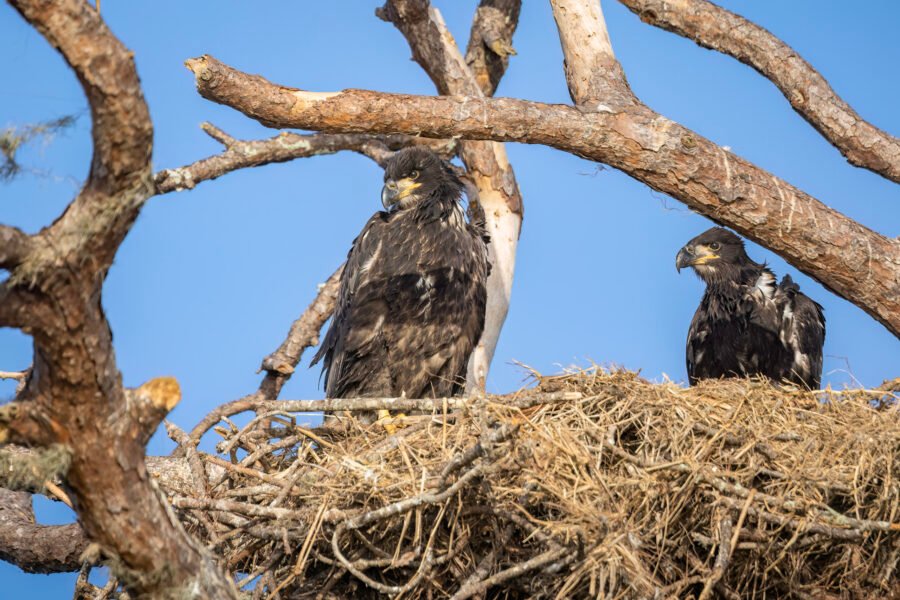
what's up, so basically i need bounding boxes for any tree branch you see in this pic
[154,125,439,194]
[0,225,31,270]
[0,488,88,574]
[5,2,238,596]
[464,0,521,96]
[381,0,524,391]
[549,0,633,107]
[8,0,151,197]
[185,54,900,339]
[181,265,343,448]
[258,264,343,398]
[618,0,900,183]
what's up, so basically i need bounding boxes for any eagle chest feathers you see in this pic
[312,147,491,404]
[678,227,825,389]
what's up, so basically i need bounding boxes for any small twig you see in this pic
[449,546,569,600]
[201,121,237,147]
[171,496,299,520]
[44,480,73,509]
[699,492,752,600]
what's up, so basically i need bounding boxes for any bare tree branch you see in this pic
[154,125,452,194]
[380,0,524,392]
[464,0,521,95]
[549,0,633,107]
[181,265,343,448]
[185,54,900,339]
[258,264,343,398]
[4,1,238,596]
[221,390,583,418]
[0,225,31,270]
[618,0,900,183]
[156,128,387,193]
[0,488,88,574]
[8,1,151,198]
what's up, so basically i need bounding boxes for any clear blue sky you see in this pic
[1,1,898,594]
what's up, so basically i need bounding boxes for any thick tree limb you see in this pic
[185,54,900,338]
[0,488,88,574]
[4,1,238,596]
[8,0,151,198]
[381,0,524,392]
[618,0,900,183]
[0,451,230,575]
[550,0,633,107]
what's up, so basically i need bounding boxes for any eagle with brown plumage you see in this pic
[676,227,825,389]
[312,147,490,422]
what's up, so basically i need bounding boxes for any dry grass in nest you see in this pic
[92,370,900,598]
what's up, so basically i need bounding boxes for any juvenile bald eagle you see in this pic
[311,147,490,421]
[676,227,825,389]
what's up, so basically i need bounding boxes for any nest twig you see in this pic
[89,370,900,598]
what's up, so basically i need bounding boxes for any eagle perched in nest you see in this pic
[676,227,825,389]
[312,147,490,421]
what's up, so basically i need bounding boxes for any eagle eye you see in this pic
[410,170,420,180]
[709,242,721,251]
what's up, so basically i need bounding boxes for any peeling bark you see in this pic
[618,0,900,183]
[186,55,900,338]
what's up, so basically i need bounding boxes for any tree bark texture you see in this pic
[617,0,900,183]
[185,53,900,339]
[3,0,238,597]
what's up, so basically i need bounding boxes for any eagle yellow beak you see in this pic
[381,177,422,209]
[676,245,719,272]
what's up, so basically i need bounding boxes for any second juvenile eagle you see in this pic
[312,147,490,421]
[676,227,825,389]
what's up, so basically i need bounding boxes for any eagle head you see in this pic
[381,147,462,211]
[676,227,751,282]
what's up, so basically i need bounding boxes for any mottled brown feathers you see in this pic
[312,148,490,405]
[677,227,825,388]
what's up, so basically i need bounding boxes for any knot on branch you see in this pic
[128,377,181,446]
[474,7,518,58]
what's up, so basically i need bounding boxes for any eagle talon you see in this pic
[375,409,408,435]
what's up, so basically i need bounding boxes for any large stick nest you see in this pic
[122,372,900,598]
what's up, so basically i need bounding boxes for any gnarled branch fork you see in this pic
[2,0,237,596]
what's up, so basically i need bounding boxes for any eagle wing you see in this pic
[685,305,707,384]
[312,209,489,399]
[775,275,826,388]
[311,213,393,398]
